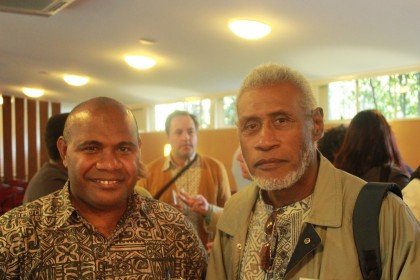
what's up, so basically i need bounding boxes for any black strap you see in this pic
[352,182,402,280]
[154,154,198,200]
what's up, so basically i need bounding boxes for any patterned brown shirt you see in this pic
[0,184,207,279]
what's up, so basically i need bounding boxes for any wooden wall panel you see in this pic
[27,100,38,179]
[51,102,61,116]
[14,97,25,180]
[2,96,12,182]
[39,101,49,165]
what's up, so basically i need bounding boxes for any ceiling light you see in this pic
[138,38,156,45]
[63,74,90,86]
[0,95,3,105]
[124,55,156,70]
[228,19,271,40]
[22,87,44,98]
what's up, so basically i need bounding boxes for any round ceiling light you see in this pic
[124,55,156,70]
[22,87,44,98]
[63,74,90,86]
[228,19,271,40]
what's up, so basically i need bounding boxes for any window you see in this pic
[222,96,237,127]
[154,99,211,131]
[328,72,420,120]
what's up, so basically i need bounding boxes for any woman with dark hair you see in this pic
[334,109,410,189]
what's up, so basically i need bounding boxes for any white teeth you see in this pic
[96,180,118,185]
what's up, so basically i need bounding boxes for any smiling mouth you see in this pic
[91,179,121,186]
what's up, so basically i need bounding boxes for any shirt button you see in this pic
[304,237,311,244]
[236,243,242,250]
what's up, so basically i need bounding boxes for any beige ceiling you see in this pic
[1,0,419,110]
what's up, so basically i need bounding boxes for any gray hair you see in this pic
[237,63,316,113]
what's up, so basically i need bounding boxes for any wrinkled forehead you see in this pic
[238,84,303,111]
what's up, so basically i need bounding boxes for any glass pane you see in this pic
[154,99,212,131]
[328,81,357,120]
[223,96,237,126]
[327,71,420,120]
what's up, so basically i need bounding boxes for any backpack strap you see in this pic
[352,182,402,280]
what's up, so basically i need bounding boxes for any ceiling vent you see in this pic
[0,0,76,16]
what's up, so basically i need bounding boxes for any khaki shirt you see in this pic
[207,156,420,280]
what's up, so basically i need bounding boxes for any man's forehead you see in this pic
[171,116,194,127]
[238,108,292,121]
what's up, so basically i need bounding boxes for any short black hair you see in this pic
[45,113,69,161]
[164,110,199,135]
[318,124,347,162]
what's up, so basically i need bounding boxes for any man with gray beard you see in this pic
[206,64,419,280]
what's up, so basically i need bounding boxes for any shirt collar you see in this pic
[162,152,198,171]
[54,182,143,232]
[53,181,77,229]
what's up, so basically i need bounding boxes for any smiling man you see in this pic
[0,97,207,279]
[206,64,419,280]
[139,110,231,245]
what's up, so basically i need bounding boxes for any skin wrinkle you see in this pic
[237,82,323,208]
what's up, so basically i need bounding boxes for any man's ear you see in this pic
[312,107,324,141]
[57,136,68,167]
[138,137,142,150]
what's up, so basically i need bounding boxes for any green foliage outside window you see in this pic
[223,96,237,126]
[328,72,420,120]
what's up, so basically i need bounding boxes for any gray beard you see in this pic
[252,142,315,191]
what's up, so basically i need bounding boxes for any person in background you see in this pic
[231,146,252,192]
[0,97,207,279]
[206,63,419,280]
[181,147,253,253]
[23,113,69,203]
[137,110,231,245]
[402,166,420,221]
[334,109,410,189]
[317,124,347,163]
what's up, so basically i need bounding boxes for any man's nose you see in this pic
[182,131,191,140]
[96,150,122,170]
[255,123,279,151]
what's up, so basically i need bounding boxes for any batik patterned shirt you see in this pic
[240,191,312,280]
[164,155,202,230]
[0,183,207,279]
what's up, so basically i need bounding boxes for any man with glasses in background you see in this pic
[206,64,419,279]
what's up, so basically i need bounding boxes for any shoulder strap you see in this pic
[154,154,198,200]
[352,182,402,280]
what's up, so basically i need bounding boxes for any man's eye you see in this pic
[274,117,286,124]
[83,146,98,152]
[241,121,260,134]
[119,146,131,153]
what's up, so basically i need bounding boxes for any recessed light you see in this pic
[228,19,271,40]
[124,55,156,70]
[63,74,90,86]
[139,38,156,45]
[22,87,44,98]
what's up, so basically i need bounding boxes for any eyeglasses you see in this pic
[259,210,279,272]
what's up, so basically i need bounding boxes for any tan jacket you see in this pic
[138,154,231,244]
[207,156,420,280]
